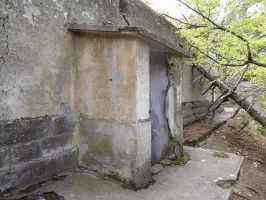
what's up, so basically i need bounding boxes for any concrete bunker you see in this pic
[69,25,188,187]
[0,0,207,194]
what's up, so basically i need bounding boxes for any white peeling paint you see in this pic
[166,85,176,138]
[64,12,68,18]
[23,5,41,26]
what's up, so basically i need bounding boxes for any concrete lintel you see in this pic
[67,24,191,57]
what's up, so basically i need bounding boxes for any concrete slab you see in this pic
[5,147,243,200]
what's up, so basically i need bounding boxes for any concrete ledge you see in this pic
[68,24,191,57]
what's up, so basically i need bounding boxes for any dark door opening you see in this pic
[150,52,169,166]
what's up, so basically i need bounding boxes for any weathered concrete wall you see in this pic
[0,114,77,193]
[0,0,186,193]
[120,0,185,50]
[0,0,186,121]
[182,101,213,125]
[74,35,151,187]
[133,40,151,187]
[0,0,122,121]
[150,52,169,165]
[75,34,137,122]
[166,55,184,157]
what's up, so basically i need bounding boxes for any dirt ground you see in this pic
[194,118,266,200]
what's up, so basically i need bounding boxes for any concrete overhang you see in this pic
[68,24,191,58]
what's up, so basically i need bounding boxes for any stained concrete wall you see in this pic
[0,0,185,121]
[0,0,121,194]
[0,114,78,193]
[0,0,186,193]
[150,52,169,165]
[74,34,151,187]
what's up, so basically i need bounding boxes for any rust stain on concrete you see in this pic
[115,38,136,122]
[75,34,137,122]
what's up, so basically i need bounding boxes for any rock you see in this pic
[160,159,172,165]
[151,164,164,175]
[168,153,176,159]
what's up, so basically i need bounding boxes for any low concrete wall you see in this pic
[181,60,221,126]
[182,101,213,125]
[0,114,78,193]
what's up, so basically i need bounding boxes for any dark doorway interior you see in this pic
[150,52,169,165]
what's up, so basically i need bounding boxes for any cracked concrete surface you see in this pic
[6,147,243,200]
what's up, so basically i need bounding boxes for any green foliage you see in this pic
[143,0,151,6]
[167,0,266,104]
[237,110,266,136]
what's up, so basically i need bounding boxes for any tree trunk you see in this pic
[194,65,266,127]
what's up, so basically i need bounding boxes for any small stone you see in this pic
[160,159,172,165]
[234,188,242,194]
[168,153,176,159]
[151,164,164,175]
[251,162,258,168]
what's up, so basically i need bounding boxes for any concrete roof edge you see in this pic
[67,24,191,58]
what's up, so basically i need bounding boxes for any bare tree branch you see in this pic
[190,45,249,67]
[162,14,207,29]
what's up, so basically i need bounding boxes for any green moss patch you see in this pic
[171,153,191,166]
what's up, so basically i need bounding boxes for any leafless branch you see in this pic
[190,45,248,67]
[162,14,207,29]
[231,64,249,92]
